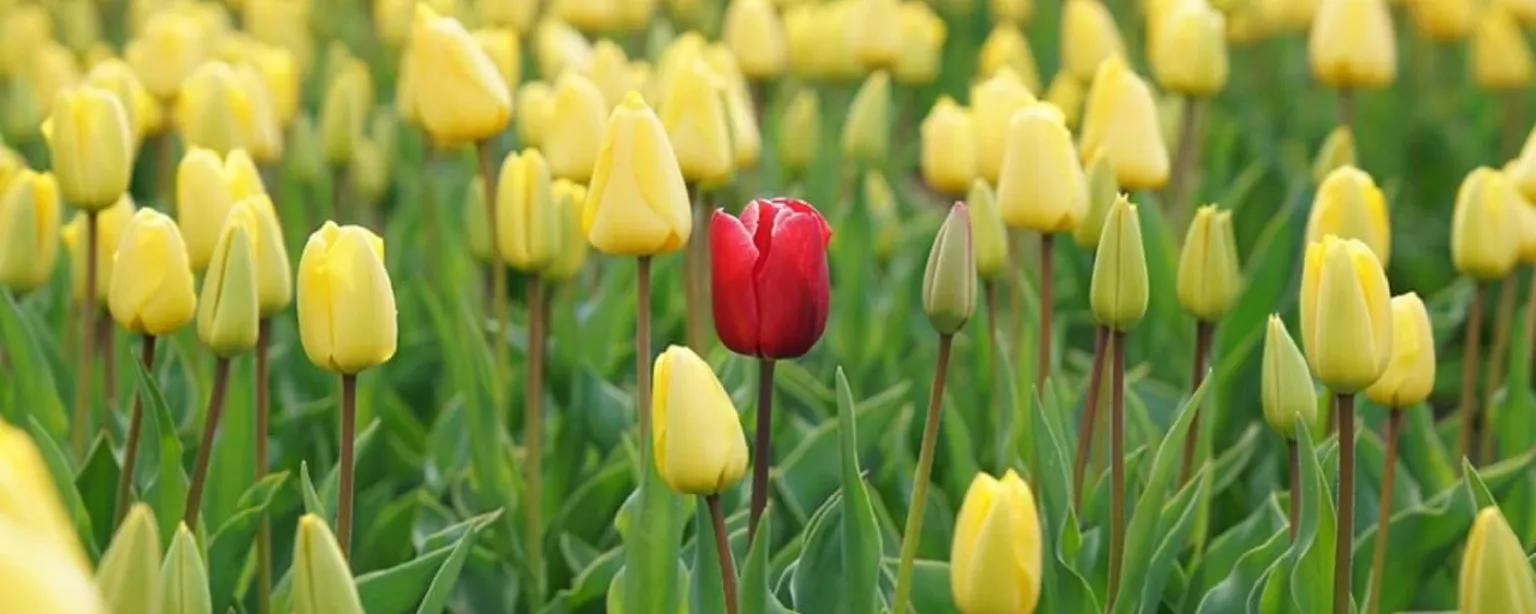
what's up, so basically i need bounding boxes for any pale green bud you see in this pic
[292,515,364,614]
[1261,315,1317,439]
[97,504,163,614]
[923,202,976,335]
[1089,195,1148,331]
[968,179,1009,280]
[162,523,211,614]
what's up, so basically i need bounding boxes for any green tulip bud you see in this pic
[162,523,212,614]
[923,202,976,335]
[968,179,1009,280]
[1073,149,1118,249]
[841,70,891,165]
[1261,315,1318,439]
[1176,204,1241,321]
[97,504,163,614]
[1461,506,1536,614]
[1089,195,1148,331]
[292,515,365,614]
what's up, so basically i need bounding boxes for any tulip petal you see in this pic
[755,206,832,358]
[710,209,761,356]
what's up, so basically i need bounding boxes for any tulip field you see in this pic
[13,0,1536,611]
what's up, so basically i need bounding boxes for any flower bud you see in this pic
[723,0,788,78]
[161,523,211,614]
[924,202,977,335]
[852,0,903,69]
[495,148,558,271]
[552,0,624,33]
[582,40,633,110]
[84,60,156,150]
[1363,293,1435,408]
[894,2,947,86]
[842,71,891,165]
[196,207,261,355]
[1044,72,1086,130]
[1409,0,1471,41]
[705,49,761,170]
[1090,196,1149,331]
[582,93,692,255]
[407,6,512,144]
[292,515,365,614]
[298,222,397,373]
[515,81,554,148]
[997,103,1088,234]
[711,198,832,357]
[318,59,372,166]
[287,114,324,183]
[1177,205,1241,321]
[992,0,1033,24]
[0,6,54,80]
[661,60,733,185]
[176,61,251,155]
[545,72,607,182]
[1072,150,1119,248]
[779,89,820,177]
[979,25,1042,93]
[249,45,299,126]
[1311,127,1356,186]
[0,170,61,294]
[177,148,266,272]
[126,12,206,100]
[49,86,134,210]
[969,180,1009,281]
[1151,0,1229,96]
[235,63,284,162]
[1079,56,1170,190]
[867,172,901,261]
[972,69,1036,183]
[232,195,292,314]
[535,18,593,80]
[1452,168,1522,281]
[651,345,750,495]
[920,98,978,196]
[97,504,163,614]
[1497,0,1536,26]
[1261,315,1318,439]
[1307,166,1389,265]
[63,196,136,304]
[1460,506,1536,614]
[109,209,197,335]
[545,180,590,282]
[465,178,493,263]
[1472,8,1534,91]
[1308,0,1396,89]
[950,470,1042,614]
[1061,0,1125,81]
[474,28,521,96]
[1300,236,1393,393]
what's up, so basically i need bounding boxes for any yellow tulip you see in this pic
[779,88,820,176]
[1151,0,1229,96]
[1176,205,1241,321]
[478,0,538,31]
[233,195,292,314]
[0,419,105,614]
[545,179,590,282]
[0,171,61,294]
[319,59,372,166]
[991,0,1034,25]
[243,0,315,75]
[723,0,788,78]
[1079,56,1170,190]
[1460,507,1536,614]
[1073,150,1119,248]
[495,148,558,271]
[108,209,197,335]
[842,71,891,164]
[583,40,633,109]
[196,207,261,355]
[1308,0,1396,88]
[661,61,733,185]
[0,6,54,80]
[63,196,137,304]
[617,0,658,28]
[655,32,708,104]
[19,43,83,138]
[534,18,594,80]
[1061,0,1125,82]
[297,222,397,373]
[705,49,762,170]
[1409,0,1471,41]
[545,73,608,182]
[852,0,903,69]
[972,69,1036,183]
[979,25,1042,93]
[1267,0,1320,33]
[84,60,156,149]
[56,0,101,54]
[1089,195,1150,331]
[893,2,947,86]
[1307,166,1391,265]
[1511,130,1536,201]
[506,85,548,151]
[1044,72,1086,130]
[49,86,135,211]
[1311,126,1356,185]
[0,147,22,193]
[1472,8,1534,91]
[473,28,522,98]
[1495,0,1536,26]
[1261,315,1318,439]
[175,61,253,155]
[291,515,366,614]
[409,5,513,145]
[969,180,1009,281]
[582,92,692,255]
[374,0,416,47]
[125,12,206,100]
[247,44,299,127]
[1299,235,1393,393]
[552,0,624,33]
[996,103,1088,233]
[235,63,284,162]
[177,148,266,271]
[1452,168,1522,281]
[651,345,750,495]
[920,98,978,196]
[1364,293,1435,408]
[950,470,1042,614]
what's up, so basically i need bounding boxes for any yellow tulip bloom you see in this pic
[1308,0,1396,88]
[1079,56,1170,190]
[63,196,136,304]
[950,470,1042,614]
[1299,235,1393,393]
[0,170,61,294]
[582,92,693,256]
[544,72,607,182]
[297,222,398,374]
[49,86,135,210]
[108,209,197,335]
[651,345,749,495]
[920,98,978,196]
[1307,166,1391,265]
[996,103,1087,233]
[1452,168,1522,281]
[1364,293,1435,408]
[177,148,267,272]
[1176,205,1241,321]
[409,5,513,145]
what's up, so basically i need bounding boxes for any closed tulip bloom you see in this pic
[0,171,61,294]
[1410,0,1471,41]
[1452,168,1523,281]
[924,203,977,335]
[1079,57,1170,190]
[545,72,607,182]
[1072,151,1118,248]
[779,89,820,176]
[950,470,1042,614]
[582,40,633,109]
[0,6,54,79]
[409,6,512,145]
[1512,132,1536,201]
[177,148,266,271]
[1044,72,1086,130]
[108,209,197,335]
[1061,0,1125,81]
[235,64,283,161]
[1308,0,1396,88]
[650,345,750,495]
[291,515,365,614]
[231,195,292,314]
[996,104,1088,233]
[535,18,594,81]
[126,12,205,100]
[842,71,891,165]
[287,115,324,183]
[703,49,762,170]
[63,196,137,303]
[1151,0,1229,96]
[249,45,299,126]
[49,86,134,210]
[515,81,554,148]
[1261,315,1318,439]
[920,98,978,196]
[552,0,623,33]
[1461,507,1536,614]
[1177,205,1241,321]
[84,60,156,149]
[723,0,787,78]
[474,28,521,95]
[969,180,1009,280]
[1311,127,1356,185]
[0,422,106,614]
[852,0,903,68]
[197,208,261,355]
[161,524,211,614]
[96,504,162,614]
[661,61,733,185]
[479,0,538,31]
[894,2,947,86]
[980,26,1042,93]
[1090,196,1149,331]
[297,222,397,373]
[1307,166,1390,265]
[711,198,832,357]
[1472,8,1534,90]
[176,61,252,155]
[1363,292,1435,408]
[495,149,558,271]
[971,69,1036,183]
[318,60,372,166]
[1300,235,1393,393]
[545,180,590,282]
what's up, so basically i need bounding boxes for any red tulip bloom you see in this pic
[711,198,832,359]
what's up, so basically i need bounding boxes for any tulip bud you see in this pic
[97,504,163,614]
[1308,0,1396,89]
[581,40,632,110]
[407,6,512,144]
[84,59,156,149]
[196,207,261,355]
[996,104,1088,235]
[478,0,538,30]
[979,25,1042,93]
[287,114,324,183]
[545,180,590,282]
[232,195,292,314]
[474,28,521,96]
[1044,72,1086,130]
[292,515,365,614]
[1460,506,1536,614]
[297,222,397,373]
[177,148,266,272]
[109,209,198,335]
[992,0,1034,24]
[495,148,558,271]
[779,89,820,177]
[1299,236,1393,393]
[0,6,54,80]
[1452,168,1523,281]
[950,470,1042,614]
[1079,56,1170,190]
[920,98,978,196]
[319,60,372,166]
[852,0,902,69]
[126,12,206,100]
[1311,127,1356,186]
[661,60,733,185]
[1261,315,1318,439]
[1307,166,1389,265]
[711,198,832,357]
[1409,0,1471,41]
[515,81,554,148]
[924,203,977,336]
[176,61,251,155]
[63,196,137,304]
[723,0,788,78]
[0,425,106,614]
[650,345,750,495]
[348,139,389,209]
[1472,8,1534,91]
[161,523,211,614]
[535,18,594,80]
[972,69,1036,183]
[968,180,1009,281]
[1151,0,1229,96]
[49,86,134,210]
[842,71,891,165]
[894,2,947,86]
[465,178,493,262]
[1089,196,1150,331]
[1072,151,1119,248]
[249,45,299,126]
[1062,0,1125,82]
[236,63,284,162]
[0,170,61,294]
[709,56,762,170]
[1177,205,1241,321]
[1362,293,1435,408]
[552,0,624,33]
[545,72,607,182]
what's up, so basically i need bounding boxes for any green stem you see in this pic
[476,140,509,416]
[707,494,739,614]
[1288,440,1299,542]
[255,320,272,614]
[184,357,232,529]
[526,277,546,611]
[1107,330,1127,610]
[748,358,775,545]
[892,334,955,614]
[74,211,98,461]
[1481,274,1516,464]
[338,373,357,561]
[1072,326,1110,509]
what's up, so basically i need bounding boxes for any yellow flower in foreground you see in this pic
[582,92,692,255]
[996,103,1087,234]
[1307,166,1390,265]
[1308,0,1396,88]
[1299,235,1393,393]
[1078,56,1169,190]
[950,470,1042,614]
[409,5,512,145]
[298,222,397,374]
[49,85,134,210]
[1365,293,1435,408]
[920,98,977,196]
[0,420,105,614]
[63,196,136,304]
[0,170,61,294]
[1460,506,1536,614]
[196,207,261,356]
[1451,167,1522,281]
[651,345,749,495]
[108,209,197,335]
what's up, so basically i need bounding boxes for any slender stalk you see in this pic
[1288,440,1300,541]
[525,277,546,610]
[707,494,739,614]
[421,143,439,274]
[1038,234,1054,390]
[1073,326,1110,509]
[1107,330,1128,611]
[1457,284,1484,470]
[985,281,1006,474]
[114,335,157,527]
[184,357,233,529]
[748,358,776,544]
[636,257,653,447]
[255,319,272,614]
[1503,90,1526,160]
[1480,275,1516,464]
[1367,409,1404,614]
[476,141,508,412]
[75,211,99,460]
[1165,96,1205,229]
[100,313,116,406]
[685,184,708,351]
[1180,321,1213,486]
[338,373,357,561]
[892,334,955,614]
[1334,393,1357,614]
[1337,87,1356,140]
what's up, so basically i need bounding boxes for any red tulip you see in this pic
[711,198,832,359]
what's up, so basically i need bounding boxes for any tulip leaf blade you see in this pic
[1285,414,1336,614]
[836,367,882,614]
[299,461,327,521]
[25,414,98,558]
[690,498,728,614]
[135,355,187,550]
[76,432,121,549]
[1132,470,1206,614]
[356,540,461,614]
[619,437,688,614]
[1032,383,1100,614]
[206,471,288,613]
[1193,526,1291,614]
[0,290,68,438]
[905,559,961,614]
[1463,458,1498,513]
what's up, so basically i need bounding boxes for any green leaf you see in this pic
[25,415,96,558]
[1193,527,1291,614]
[619,437,688,613]
[135,357,186,548]
[740,510,773,614]
[76,432,121,549]
[414,517,481,614]
[1185,497,1286,604]
[690,499,728,614]
[1031,383,1099,614]
[774,381,909,524]
[1464,458,1498,512]
[206,471,288,613]
[0,290,69,437]
[1286,419,1336,614]
[300,461,327,521]
[357,543,459,614]
[838,367,881,614]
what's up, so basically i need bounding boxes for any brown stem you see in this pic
[1038,234,1054,390]
[184,357,233,529]
[1165,96,1204,229]
[1526,267,1536,402]
[525,277,546,609]
[707,494,739,614]
[1458,284,1484,471]
[1337,88,1356,141]
[1288,439,1299,542]
[338,373,357,561]
[75,211,98,461]
[1180,321,1213,486]
[985,281,1005,475]
[891,333,955,614]
[1504,90,1526,160]
[100,312,116,406]
[1367,409,1404,614]
[1106,330,1128,610]
[255,319,272,614]
[1481,275,1516,465]
[637,257,653,449]
[114,335,157,528]
[476,140,508,413]
[749,358,776,545]
[1073,326,1110,509]
[1334,393,1356,614]
[685,184,708,351]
